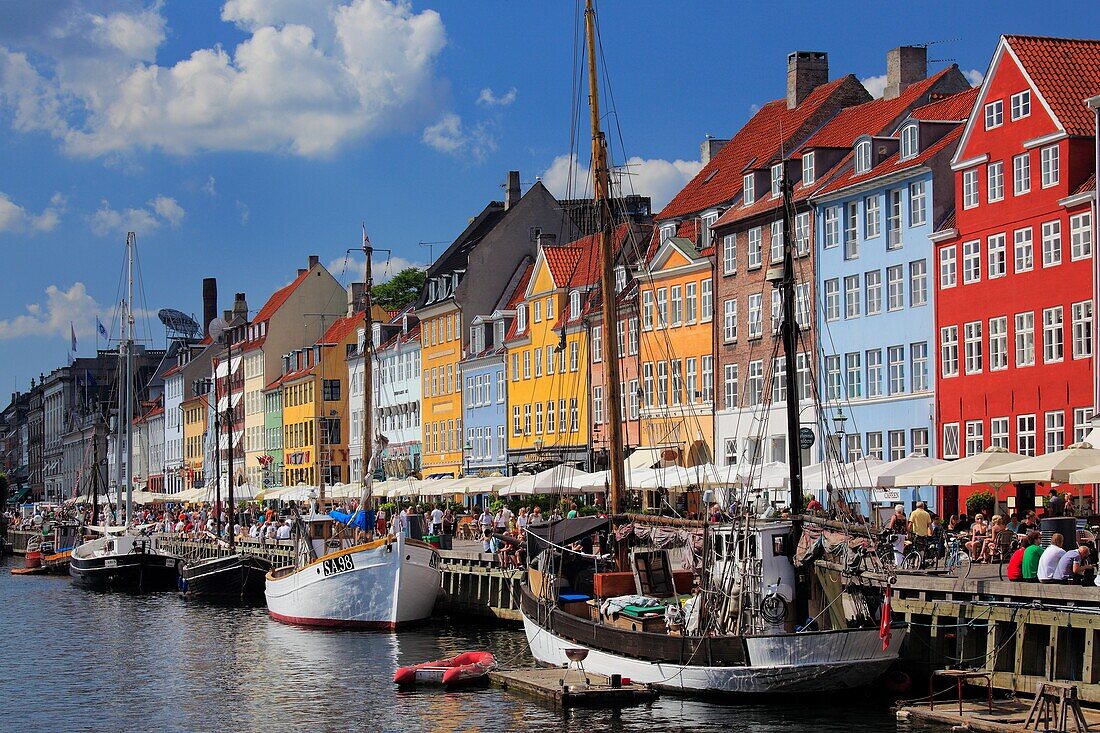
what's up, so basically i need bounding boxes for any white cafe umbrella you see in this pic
[893,446,1027,486]
[499,465,591,496]
[736,461,790,491]
[974,441,1100,484]
[874,453,947,489]
[636,462,739,490]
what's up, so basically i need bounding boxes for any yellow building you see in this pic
[506,236,601,469]
[417,304,464,477]
[638,233,716,465]
[182,394,208,490]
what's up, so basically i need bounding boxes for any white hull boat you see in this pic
[265,533,441,630]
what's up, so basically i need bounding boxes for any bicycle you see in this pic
[902,532,972,578]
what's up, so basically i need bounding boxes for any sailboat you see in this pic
[70,233,182,592]
[518,1,902,693]
[264,230,441,629]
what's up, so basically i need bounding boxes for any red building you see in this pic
[934,35,1099,516]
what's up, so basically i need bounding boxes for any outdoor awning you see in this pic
[216,392,243,414]
[11,486,31,504]
[498,465,592,496]
[625,447,662,471]
[214,355,242,379]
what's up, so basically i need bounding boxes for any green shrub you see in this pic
[966,490,995,517]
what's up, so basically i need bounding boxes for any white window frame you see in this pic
[824,206,840,248]
[939,246,956,288]
[900,123,919,160]
[987,233,1006,278]
[844,274,861,319]
[962,240,981,284]
[887,264,904,311]
[1014,227,1033,273]
[864,194,881,239]
[747,227,763,269]
[984,99,1003,130]
[940,325,959,378]
[854,139,872,174]
[865,270,882,316]
[1010,90,1030,120]
[1041,220,1061,267]
[1013,152,1031,196]
[963,321,983,374]
[962,168,979,209]
[743,173,755,206]
[801,152,816,186]
[909,180,927,226]
[987,161,1004,202]
[1070,212,1092,261]
[1040,144,1060,188]
[723,299,737,342]
[1043,306,1063,363]
[989,316,1008,371]
[1072,300,1092,360]
[1017,414,1036,456]
[824,279,840,321]
[1015,311,1035,367]
[722,234,737,275]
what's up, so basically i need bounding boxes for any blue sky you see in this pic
[1,0,1098,395]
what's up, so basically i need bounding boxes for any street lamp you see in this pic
[463,439,472,477]
[831,408,848,461]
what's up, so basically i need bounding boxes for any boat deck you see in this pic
[489,668,658,707]
[898,697,1100,732]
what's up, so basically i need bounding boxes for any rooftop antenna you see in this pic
[417,240,448,266]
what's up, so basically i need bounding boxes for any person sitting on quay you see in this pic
[978,515,1007,563]
[1020,510,1041,533]
[1005,513,1022,534]
[964,513,988,560]
[1006,531,1034,581]
[1054,543,1094,585]
[529,506,544,525]
[275,520,292,541]
[1021,530,1045,582]
[1038,533,1067,583]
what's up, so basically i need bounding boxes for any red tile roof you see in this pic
[812,127,964,199]
[1074,172,1096,195]
[912,87,980,121]
[1005,35,1100,137]
[504,263,534,310]
[321,312,365,346]
[659,76,864,220]
[162,364,181,378]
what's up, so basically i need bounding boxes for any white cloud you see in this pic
[860,73,888,100]
[328,253,425,283]
[236,200,250,225]
[422,112,496,161]
[89,195,185,236]
[964,68,984,87]
[0,0,448,158]
[541,153,702,212]
[0,282,103,340]
[202,176,217,197]
[0,191,65,233]
[477,86,516,107]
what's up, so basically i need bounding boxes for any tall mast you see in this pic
[585,0,625,515]
[359,228,375,512]
[779,170,804,516]
[114,312,124,523]
[124,232,135,526]
[226,334,235,550]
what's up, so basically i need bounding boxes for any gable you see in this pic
[528,252,559,296]
[650,239,698,272]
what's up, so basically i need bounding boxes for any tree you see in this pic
[371,267,425,311]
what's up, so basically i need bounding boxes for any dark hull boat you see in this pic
[181,553,271,602]
[69,535,181,592]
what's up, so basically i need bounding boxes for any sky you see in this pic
[1,0,1098,396]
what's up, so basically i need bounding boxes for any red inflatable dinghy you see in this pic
[393,651,497,686]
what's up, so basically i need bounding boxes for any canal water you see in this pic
[1,558,932,732]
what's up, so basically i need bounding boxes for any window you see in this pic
[888,345,905,394]
[511,353,519,381]
[559,399,568,432]
[794,212,811,255]
[1010,90,1030,120]
[1074,408,1094,444]
[802,152,815,186]
[824,279,840,321]
[845,352,862,399]
[770,220,784,263]
[615,266,627,293]
[700,213,718,250]
[824,206,840,248]
[939,246,956,288]
[701,280,712,322]
[989,316,1008,370]
[1018,414,1036,456]
[1043,306,1064,363]
[546,347,555,375]
[1015,312,1036,367]
[722,234,737,274]
[911,342,929,391]
[987,161,1004,202]
[864,195,881,239]
[569,398,579,432]
[962,240,981,283]
[990,417,1009,449]
[723,299,737,342]
[986,233,1007,278]
[642,363,654,406]
[570,291,582,320]
[867,431,885,460]
[533,299,542,323]
[748,227,762,269]
[670,285,683,326]
[909,260,928,306]
[770,163,783,197]
[984,99,1003,129]
[772,358,787,403]
[534,402,544,433]
[747,293,763,338]
[866,349,883,397]
[1013,152,1030,196]
[865,270,882,315]
[516,304,527,333]
[497,370,505,402]
[546,400,556,433]
[628,380,639,419]
[824,356,841,402]
[844,202,859,259]
[855,140,872,174]
[523,350,531,379]
[642,290,653,330]
[1046,411,1065,453]
[723,364,738,409]
[909,181,927,226]
[911,428,929,457]
[701,356,714,403]
[942,423,960,459]
[591,326,602,362]
[887,265,904,311]
[534,347,543,377]
[1071,212,1092,260]
[889,430,907,461]
[940,325,959,377]
[686,282,698,323]
[796,283,810,328]
[797,352,812,401]
[844,275,861,319]
[965,421,984,456]
[963,321,983,374]
[887,189,902,249]
[962,168,979,209]
[1041,220,1061,267]
[569,340,579,371]
[592,387,603,425]
[1040,145,1059,188]
[900,123,919,160]
[1014,227,1033,273]
[628,317,640,353]
[522,404,531,435]
[1072,300,1092,359]
[748,360,765,406]
[686,358,698,402]
[671,360,685,405]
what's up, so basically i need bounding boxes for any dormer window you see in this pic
[516,304,527,332]
[700,212,718,249]
[801,152,815,186]
[743,174,755,205]
[615,266,627,293]
[900,123,919,161]
[569,291,581,319]
[770,163,783,197]
[495,320,505,346]
[660,223,676,243]
[855,139,872,174]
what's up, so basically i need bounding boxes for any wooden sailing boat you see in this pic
[70,233,182,592]
[264,230,441,629]
[519,1,902,693]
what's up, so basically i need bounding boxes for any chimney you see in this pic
[884,46,927,100]
[232,292,248,322]
[347,282,365,316]
[297,268,307,277]
[537,232,557,248]
[787,51,829,109]
[202,278,218,337]
[505,170,521,210]
[700,136,730,165]
[307,255,319,269]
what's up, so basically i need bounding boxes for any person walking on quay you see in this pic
[1046,488,1066,517]
[1038,533,1067,583]
[1055,543,1094,584]
[908,501,932,539]
[885,505,908,565]
[478,506,493,534]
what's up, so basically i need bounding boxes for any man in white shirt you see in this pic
[495,506,513,531]
[275,520,292,540]
[1037,533,1066,583]
[397,507,409,537]
[429,505,444,535]
[478,508,494,533]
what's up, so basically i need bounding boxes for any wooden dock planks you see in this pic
[488,668,658,707]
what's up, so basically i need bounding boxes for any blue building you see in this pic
[811,87,977,517]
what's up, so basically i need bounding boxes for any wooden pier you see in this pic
[489,668,658,707]
[436,543,524,622]
[156,535,295,566]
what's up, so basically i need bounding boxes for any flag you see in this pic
[70,322,78,353]
[85,370,98,389]
[96,317,109,340]
[880,585,893,651]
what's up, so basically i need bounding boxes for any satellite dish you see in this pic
[158,308,202,339]
[208,317,230,344]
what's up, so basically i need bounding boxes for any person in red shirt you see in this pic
[1006,533,1031,581]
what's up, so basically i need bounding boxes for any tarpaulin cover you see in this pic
[526,516,608,556]
[329,508,374,531]
[614,523,704,554]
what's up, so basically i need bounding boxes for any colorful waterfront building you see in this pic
[935,35,1099,516]
[182,393,208,490]
[262,381,283,489]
